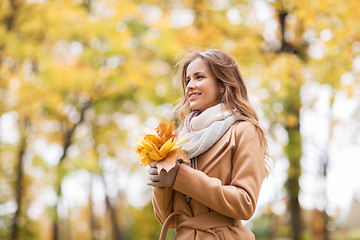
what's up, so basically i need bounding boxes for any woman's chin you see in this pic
[190,104,201,111]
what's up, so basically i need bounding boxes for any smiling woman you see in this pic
[185,58,223,112]
[146,49,270,240]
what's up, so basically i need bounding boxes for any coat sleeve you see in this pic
[152,187,174,224]
[173,122,266,220]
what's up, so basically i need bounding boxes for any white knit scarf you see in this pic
[179,104,239,160]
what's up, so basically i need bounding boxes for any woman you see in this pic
[147,49,269,240]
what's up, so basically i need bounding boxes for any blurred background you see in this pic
[1,0,360,239]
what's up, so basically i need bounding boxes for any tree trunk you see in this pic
[277,9,304,240]
[53,184,60,240]
[10,118,29,240]
[89,174,98,240]
[52,101,91,240]
[2,4,26,239]
[100,175,123,240]
[90,110,124,240]
[317,98,334,240]
[285,124,303,240]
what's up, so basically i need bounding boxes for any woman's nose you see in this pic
[187,79,195,90]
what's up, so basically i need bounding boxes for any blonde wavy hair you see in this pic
[174,49,270,174]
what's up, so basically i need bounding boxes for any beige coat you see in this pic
[152,121,267,240]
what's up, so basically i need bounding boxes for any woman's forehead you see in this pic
[186,58,208,75]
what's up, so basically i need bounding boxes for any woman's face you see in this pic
[185,58,222,112]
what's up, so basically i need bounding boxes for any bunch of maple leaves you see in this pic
[135,122,190,173]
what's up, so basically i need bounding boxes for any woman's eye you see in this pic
[197,75,204,79]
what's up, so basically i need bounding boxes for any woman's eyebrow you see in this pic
[194,71,205,75]
[186,71,205,78]
[190,71,205,77]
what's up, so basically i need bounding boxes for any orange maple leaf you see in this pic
[156,148,190,173]
[134,122,189,172]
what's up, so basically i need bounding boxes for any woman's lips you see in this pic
[188,92,201,101]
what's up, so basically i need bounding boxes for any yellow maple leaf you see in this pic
[134,122,190,171]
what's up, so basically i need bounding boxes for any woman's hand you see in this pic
[147,161,180,188]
